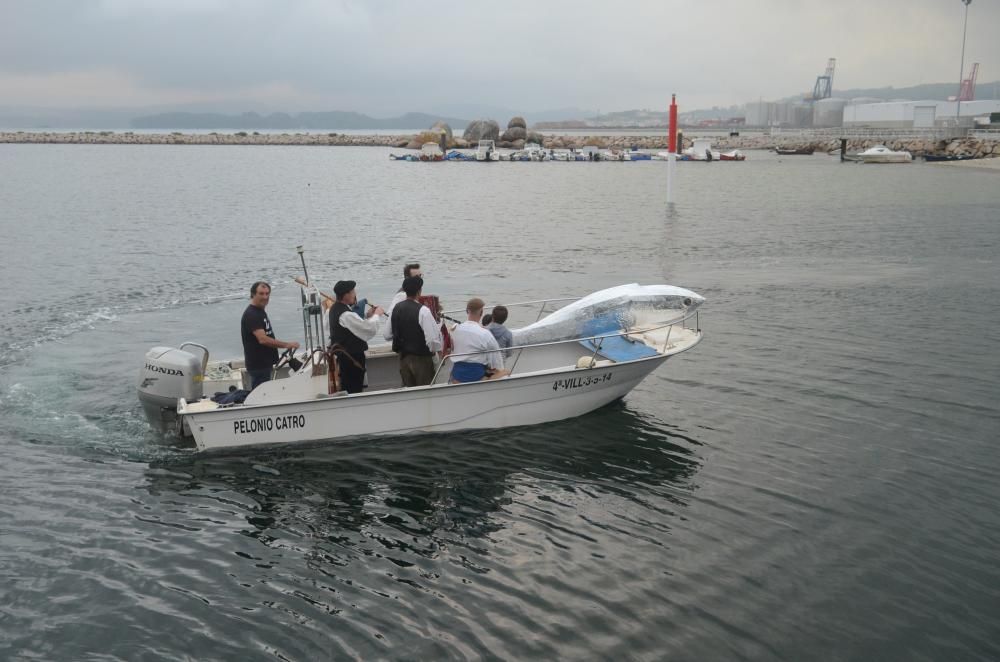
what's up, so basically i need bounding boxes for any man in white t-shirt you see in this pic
[449,297,508,383]
[383,262,422,336]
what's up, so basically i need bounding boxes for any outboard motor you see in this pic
[137,344,207,429]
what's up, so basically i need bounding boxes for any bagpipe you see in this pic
[417,294,454,357]
[294,277,454,388]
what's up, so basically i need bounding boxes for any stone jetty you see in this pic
[1,130,996,160]
[0,131,407,147]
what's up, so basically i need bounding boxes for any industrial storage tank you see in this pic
[791,103,813,128]
[745,101,774,126]
[813,97,848,127]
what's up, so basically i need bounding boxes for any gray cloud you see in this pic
[1,0,997,114]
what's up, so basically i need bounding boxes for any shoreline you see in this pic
[1,130,997,160]
[932,157,1000,172]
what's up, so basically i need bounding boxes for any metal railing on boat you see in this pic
[442,296,582,324]
[429,312,702,385]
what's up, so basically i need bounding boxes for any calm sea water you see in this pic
[1,144,999,660]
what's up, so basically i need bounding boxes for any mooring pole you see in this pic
[668,94,678,154]
[840,138,847,162]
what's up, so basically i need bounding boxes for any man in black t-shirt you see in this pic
[240,281,300,389]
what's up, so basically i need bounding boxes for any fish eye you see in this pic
[683,298,692,306]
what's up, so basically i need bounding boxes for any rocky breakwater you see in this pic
[837,136,999,160]
[707,134,999,160]
[533,135,679,151]
[525,133,998,160]
[0,131,406,146]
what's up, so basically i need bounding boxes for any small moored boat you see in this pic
[923,154,976,162]
[775,146,815,155]
[475,139,500,161]
[857,145,912,164]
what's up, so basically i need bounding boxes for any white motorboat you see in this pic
[420,142,444,160]
[523,142,548,161]
[682,139,720,161]
[475,139,500,161]
[137,281,705,452]
[857,145,912,164]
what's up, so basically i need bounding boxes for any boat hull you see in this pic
[860,155,912,163]
[182,354,670,452]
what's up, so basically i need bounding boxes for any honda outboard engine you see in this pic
[137,344,207,428]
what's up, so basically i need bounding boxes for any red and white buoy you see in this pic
[667,94,678,205]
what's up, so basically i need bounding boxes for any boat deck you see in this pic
[185,323,702,416]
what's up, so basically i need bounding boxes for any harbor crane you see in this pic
[958,62,979,101]
[810,58,836,101]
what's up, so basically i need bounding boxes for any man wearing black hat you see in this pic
[329,280,384,394]
[387,275,443,387]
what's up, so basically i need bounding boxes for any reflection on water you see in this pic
[132,404,703,657]
[145,403,701,552]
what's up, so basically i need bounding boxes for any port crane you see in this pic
[958,62,979,101]
[810,58,836,101]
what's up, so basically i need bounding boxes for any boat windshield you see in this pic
[511,284,704,345]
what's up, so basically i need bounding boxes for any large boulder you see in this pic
[525,130,545,145]
[430,121,452,141]
[463,119,500,143]
[501,126,526,142]
[507,116,527,129]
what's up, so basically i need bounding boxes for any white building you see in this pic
[842,100,1000,128]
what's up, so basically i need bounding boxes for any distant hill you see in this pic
[130,110,471,130]
[539,80,1000,129]
[538,105,744,129]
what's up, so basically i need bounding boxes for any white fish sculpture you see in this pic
[512,283,704,346]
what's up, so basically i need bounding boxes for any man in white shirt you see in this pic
[387,275,443,387]
[449,298,508,383]
[383,262,422,334]
[329,280,385,393]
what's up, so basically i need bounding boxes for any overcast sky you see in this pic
[2,0,998,116]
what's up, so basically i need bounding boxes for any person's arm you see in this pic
[383,291,406,341]
[252,329,299,350]
[484,332,503,370]
[339,310,383,342]
[418,306,443,353]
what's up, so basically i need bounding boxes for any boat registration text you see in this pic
[552,373,612,391]
[234,414,306,434]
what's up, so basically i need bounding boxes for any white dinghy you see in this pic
[137,277,704,452]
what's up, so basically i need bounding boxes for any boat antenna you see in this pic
[295,246,326,352]
[296,245,310,285]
